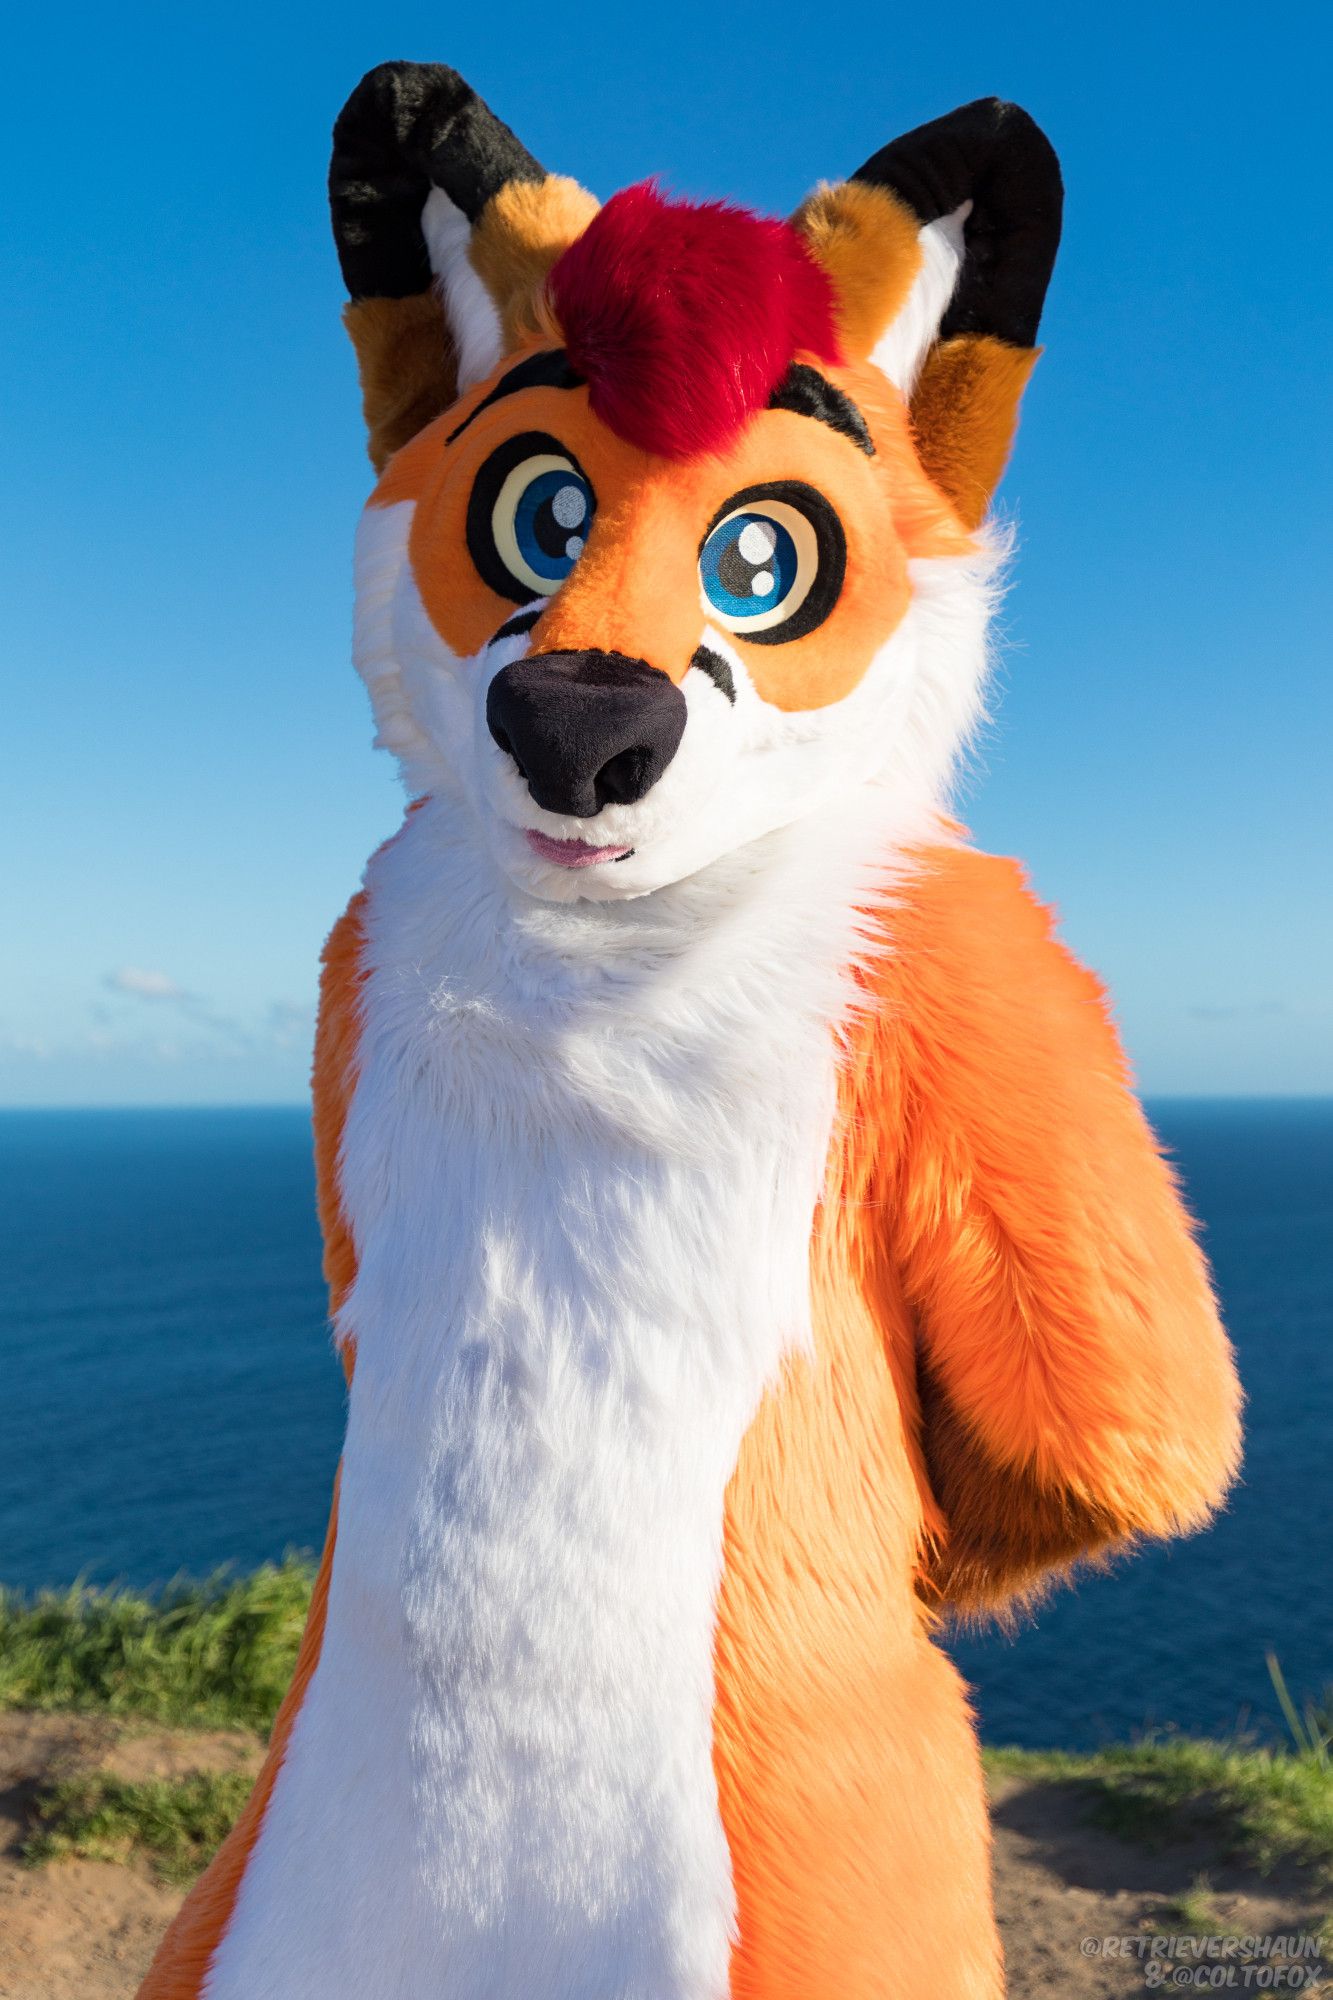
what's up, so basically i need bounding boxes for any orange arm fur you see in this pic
[312,892,369,1344]
[854,844,1242,1614]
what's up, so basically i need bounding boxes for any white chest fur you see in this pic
[205,795,897,2000]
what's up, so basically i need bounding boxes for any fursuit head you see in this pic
[139,63,1242,2000]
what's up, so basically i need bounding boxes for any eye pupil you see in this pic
[697,483,845,646]
[519,476,590,561]
[703,510,798,622]
[468,433,598,606]
[504,459,595,593]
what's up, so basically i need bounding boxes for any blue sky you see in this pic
[4,0,1329,1105]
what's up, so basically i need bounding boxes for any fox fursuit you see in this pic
[140,64,1241,2000]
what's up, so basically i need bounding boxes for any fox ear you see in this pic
[795,100,1062,527]
[330,63,598,471]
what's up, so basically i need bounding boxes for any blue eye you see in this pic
[507,462,594,589]
[698,483,844,644]
[468,433,597,604]
[701,512,799,623]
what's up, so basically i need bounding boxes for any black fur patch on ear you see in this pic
[331,61,545,300]
[853,99,1062,348]
[768,363,875,456]
[690,646,737,704]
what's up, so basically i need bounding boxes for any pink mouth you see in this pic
[524,830,634,870]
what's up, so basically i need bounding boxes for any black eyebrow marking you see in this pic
[767,363,875,457]
[690,645,736,704]
[446,348,585,445]
[491,607,543,645]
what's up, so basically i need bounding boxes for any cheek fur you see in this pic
[408,473,520,660]
[733,532,913,713]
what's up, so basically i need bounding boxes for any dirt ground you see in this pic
[0,1713,1325,1997]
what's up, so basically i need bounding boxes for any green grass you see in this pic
[0,1561,312,1732]
[1267,1651,1332,1769]
[24,1743,1332,1895]
[984,1737,1333,1882]
[1152,1872,1225,1933]
[3,1566,1330,1894]
[23,1771,253,1885]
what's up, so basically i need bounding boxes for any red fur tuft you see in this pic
[546,182,841,460]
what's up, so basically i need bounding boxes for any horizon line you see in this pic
[2,1093,1331,1115]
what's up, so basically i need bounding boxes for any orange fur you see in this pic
[909,335,1041,531]
[864,843,1242,1599]
[471,175,601,350]
[711,841,1240,1993]
[793,180,924,362]
[344,293,458,475]
[714,1232,998,1999]
[312,892,370,1344]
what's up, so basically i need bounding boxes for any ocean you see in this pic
[1,1100,1328,1750]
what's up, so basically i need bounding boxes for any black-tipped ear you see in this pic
[330,63,600,471]
[853,98,1063,349]
[329,61,544,303]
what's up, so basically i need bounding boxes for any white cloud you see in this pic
[88,968,316,1063]
[0,1031,50,1059]
[103,966,241,1042]
[265,1000,315,1049]
[105,966,189,1002]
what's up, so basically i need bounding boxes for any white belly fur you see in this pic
[204,791,908,2000]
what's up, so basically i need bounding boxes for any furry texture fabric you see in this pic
[344,292,459,474]
[471,176,602,353]
[136,61,1242,2000]
[203,788,906,2000]
[869,205,970,393]
[329,61,544,300]
[853,97,1063,349]
[546,183,841,459]
[909,334,1041,532]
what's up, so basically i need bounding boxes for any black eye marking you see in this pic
[466,430,595,605]
[446,348,585,445]
[492,607,543,645]
[767,364,875,458]
[689,646,736,704]
[699,480,846,647]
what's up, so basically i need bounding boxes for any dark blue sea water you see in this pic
[1,1101,1329,1748]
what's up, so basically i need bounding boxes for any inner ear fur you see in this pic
[470,177,601,354]
[793,180,924,363]
[797,98,1061,528]
[344,173,599,475]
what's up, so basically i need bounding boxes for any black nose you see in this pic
[486,650,687,818]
